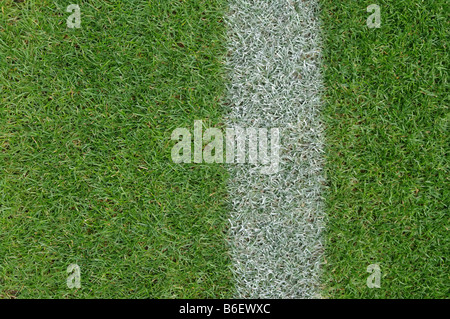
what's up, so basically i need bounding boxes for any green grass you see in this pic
[2,0,448,300]
[320,0,449,298]
[0,0,232,298]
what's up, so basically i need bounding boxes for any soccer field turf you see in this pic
[1,0,232,298]
[321,0,448,298]
[0,0,448,298]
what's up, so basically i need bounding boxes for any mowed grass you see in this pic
[0,0,232,298]
[321,0,448,298]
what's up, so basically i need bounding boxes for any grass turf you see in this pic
[0,0,232,298]
[320,0,449,298]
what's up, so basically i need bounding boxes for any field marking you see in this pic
[225,0,325,298]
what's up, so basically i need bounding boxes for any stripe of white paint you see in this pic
[225,0,325,298]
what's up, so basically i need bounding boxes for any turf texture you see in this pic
[0,0,232,298]
[320,0,448,298]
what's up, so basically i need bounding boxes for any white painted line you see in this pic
[225,0,325,298]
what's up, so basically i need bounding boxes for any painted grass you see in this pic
[225,0,325,298]
[0,0,232,298]
[321,0,449,298]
